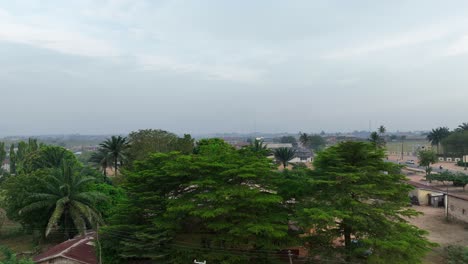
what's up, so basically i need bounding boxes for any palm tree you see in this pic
[274,147,296,168]
[99,136,129,176]
[89,148,111,176]
[299,132,309,148]
[19,162,104,238]
[458,123,468,131]
[249,138,269,155]
[369,132,382,148]
[378,125,386,135]
[426,127,451,154]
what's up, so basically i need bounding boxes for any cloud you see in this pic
[323,28,450,60]
[445,35,468,56]
[137,55,265,83]
[0,9,119,57]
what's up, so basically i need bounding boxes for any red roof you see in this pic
[33,232,97,264]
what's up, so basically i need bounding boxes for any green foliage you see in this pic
[20,145,80,174]
[89,149,111,176]
[1,170,51,231]
[126,129,194,163]
[247,139,270,156]
[9,144,16,175]
[445,245,468,264]
[193,138,234,155]
[102,140,290,264]
[274,147,296,168]
[299,133,326,150]
[100,136,129,176]
[0,142,6,167]
[2,162,105,239]
[300,141,435,263]
[442,130,468,156]
[426,171,468,190]
[418,150,437,177]
[369,131,386,148]
[427,127,451,154]
[90,183,126,219]
[0,246,34,264]
[279,136,297,146]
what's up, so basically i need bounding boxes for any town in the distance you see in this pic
[0,124,467,264]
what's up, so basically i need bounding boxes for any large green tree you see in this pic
[89,148,111,176]
[101,139,290,264]
[274,147,296,168]
[456,122,468,132]
[17,162,105,239]
[9,144,16,175]
[248,138,269,156]
[427,127,451,154]
[21,145,79,174]
[442,130,468,157]
[418,150,437,177]
[126,129,194,163]
[0,142,6,172]
[300,142,434,263]
[279,135,297,147]
[299,132,310,147]
[299,133,326,150]
[100,136,129,176]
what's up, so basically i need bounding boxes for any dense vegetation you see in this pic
[0,132,436,263]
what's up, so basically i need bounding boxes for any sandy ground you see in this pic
[407,206,468,264]
[388,154,468,173]
[408,206,468,246]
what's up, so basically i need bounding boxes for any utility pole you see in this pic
[288,250,293,264]
[401,138,404,161]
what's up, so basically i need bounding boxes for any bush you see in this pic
[456,160,468,167]
[0,246,34,264]
[445,245,468,264]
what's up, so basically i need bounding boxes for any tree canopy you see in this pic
[126,129,194,163]
[299,142,434,263]
[101,139,291,264]
[427,127,451,154]
[418,150,437,177]
[442,130,468,157]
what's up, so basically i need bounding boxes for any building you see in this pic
[409,181,468,224]
[33,232,97,264]
[447,193,468,224]
[265,143,293,149]
[408,181,445,206]
[289,148,313,163]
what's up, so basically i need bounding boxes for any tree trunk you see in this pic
[344,222,352,262]
[114,157,118,176]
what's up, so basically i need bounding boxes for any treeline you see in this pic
[426,123,468,156]
[0,129,435,264]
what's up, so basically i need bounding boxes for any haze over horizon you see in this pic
[1,0,468,136]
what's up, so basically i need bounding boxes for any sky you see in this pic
[1,0,468,136]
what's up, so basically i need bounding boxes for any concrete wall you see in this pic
[289,157,312,163]
[447,195,468,224]
[409,189,443,206]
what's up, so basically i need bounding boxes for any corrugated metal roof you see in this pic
[33,232,97,264]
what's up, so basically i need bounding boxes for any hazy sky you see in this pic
[1,0,468,136]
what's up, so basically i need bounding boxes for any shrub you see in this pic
[445,245,468,264]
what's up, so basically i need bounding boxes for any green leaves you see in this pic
[274,147,296,168]
[300,141,434,263]
[102,139,290,263]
